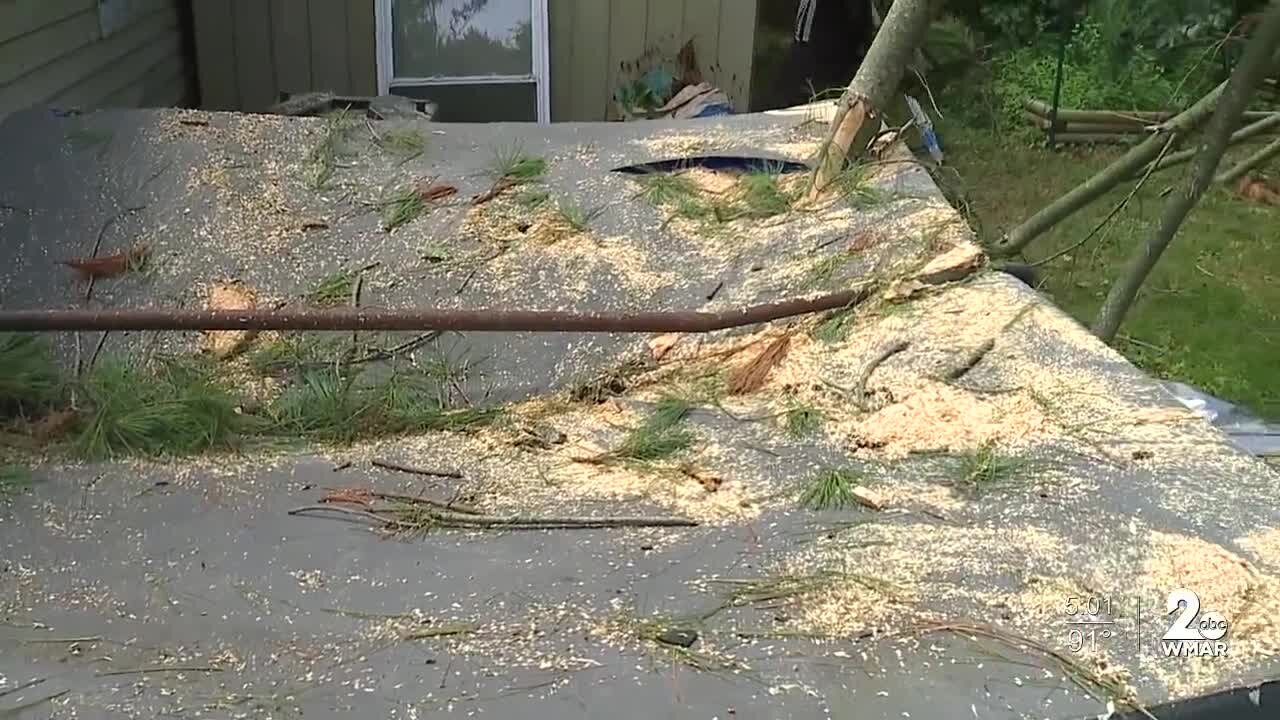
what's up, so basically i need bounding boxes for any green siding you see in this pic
[0,0,195,120]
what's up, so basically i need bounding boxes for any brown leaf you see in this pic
[321,487,375,507]
[60,245,149,281]
[203,283,258,360]
[1236,174,1280,206]
[848,231,882,253]
[648,333,682,361]
[417,182,458,202]
[31,409,79,444]
[727,334,792,395]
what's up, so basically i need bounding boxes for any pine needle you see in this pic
[727,335,792,395]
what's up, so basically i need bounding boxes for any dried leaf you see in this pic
[203,283,258,360]
[1236,175,1280,206]
[321,487,375,507]
[727,334,792,395]
[417,182,458,202]
[60,245,149,281]
[31,409,79,444]
[648,333,682,361]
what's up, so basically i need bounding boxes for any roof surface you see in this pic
[1,105,1278,719]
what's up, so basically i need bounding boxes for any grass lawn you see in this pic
[931,120,1280,420]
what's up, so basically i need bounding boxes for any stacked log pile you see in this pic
[1023,99,1277,144]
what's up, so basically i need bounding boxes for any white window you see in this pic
[375,0,550,123]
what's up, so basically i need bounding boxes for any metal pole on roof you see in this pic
[0,288,872,334]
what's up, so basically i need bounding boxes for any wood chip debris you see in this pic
[203,282,258,359]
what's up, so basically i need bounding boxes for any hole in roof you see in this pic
[612,155,810,176]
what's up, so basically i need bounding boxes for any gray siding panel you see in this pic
[309,0,351,94]
[0,2,194,118]
[233,0,278,111]
[346,0,378,96]
[192,0,240,109]
[271,0,313,96]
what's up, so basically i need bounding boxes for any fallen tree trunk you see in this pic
[807,0,937,200]
[993,81,1228,257]
[1025,98,1276,125]
[1092,0,1280,343]
[1215,136,1280,184]
[1133,111,1280,177]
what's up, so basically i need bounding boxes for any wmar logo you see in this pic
[1160,588,1229,658]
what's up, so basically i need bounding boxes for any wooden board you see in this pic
[233,0,278,111]
[192,0,239,108]
[270,0,313,97]
[308,0,351,95]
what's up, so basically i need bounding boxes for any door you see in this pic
[375,0,550,123]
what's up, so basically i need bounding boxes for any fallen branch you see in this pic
[97,664,222,678]
[287,504,698,530]
[1030,133,1177,268]
[937,339,995,381]
[1215,136,1280,184]
[996,80,1230,256]
[853,338,909,410]
[371,459,463,479]
[1135,111,1280,178]
[21,636,102,644]
[402,621,479,640]
[471,177,515,205]
[0,676,46,699]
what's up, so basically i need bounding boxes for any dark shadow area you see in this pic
[750,0,876,111]
[613,155,810,175]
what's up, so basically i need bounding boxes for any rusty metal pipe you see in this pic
[0,288,871,334]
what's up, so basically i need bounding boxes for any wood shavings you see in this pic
[203,282,258,359]
[853,382,1050,459]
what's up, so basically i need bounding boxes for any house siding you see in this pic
[550,0,758,121]
[190,0,757,121]
[0,0,196,121]
[192,0,380,112]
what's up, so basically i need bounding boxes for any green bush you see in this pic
[990,17,1207,128]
